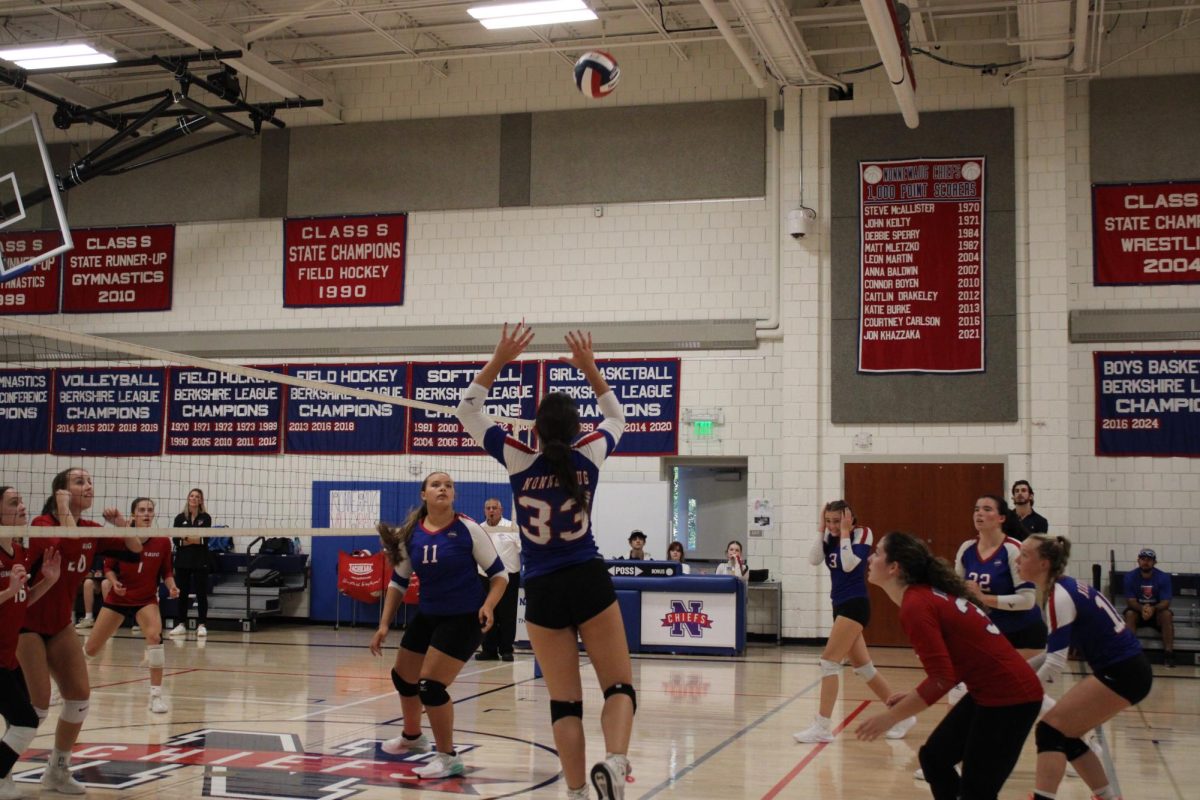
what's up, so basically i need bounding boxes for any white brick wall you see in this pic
[4,22,1200,636]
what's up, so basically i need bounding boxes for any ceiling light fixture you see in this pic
[0,43,116,70]
[468,0,598,30]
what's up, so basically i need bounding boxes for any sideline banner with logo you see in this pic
[1093,182,1200,285]
[61,226,174,313]
[1094,351,1200,457]
[283,214,407,307]
[285,363,409,454]
[51,367,165,456]
[859,157,986,373]
[0,368,51,453]
[639,590,738,649]
[542,358,680,455]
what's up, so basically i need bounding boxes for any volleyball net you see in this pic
[0,316,532,543]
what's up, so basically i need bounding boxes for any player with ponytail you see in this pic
[457,322,634,800]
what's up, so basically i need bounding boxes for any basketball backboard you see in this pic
[0,113,72,281]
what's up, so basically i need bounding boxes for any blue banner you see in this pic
[51,367,165,456]
[542,358,680,456]
[166,366,283,455]
[0,369,52,453]
[1095,351,1200,457]
[285,363,409,454]
[408,361,538,454]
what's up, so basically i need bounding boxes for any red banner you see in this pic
[1093,182,1200,285]
[283,214,407,307]
[61,226,174,313]
[0,231,62,314]
[858,157,985,373]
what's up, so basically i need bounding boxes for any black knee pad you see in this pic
[1063,736,1091,762]
[603,682,637,714]
[418,679,450,707]
[1035,720,1069,754]
[391,669,419,697]
[549,699,583,724]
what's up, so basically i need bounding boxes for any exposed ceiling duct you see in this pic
[860,0,919,128]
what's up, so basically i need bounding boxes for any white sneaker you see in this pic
[566,785,590,800]
[412,752,464,779]
[792,718,834,743]
[913,768,925,781]
[74,617,93,630]
[131,625,140,634]
[381,733,430,754]
[149,694,169,714]
[49,687,62,706]
[589,755,628,800]
[0,775,22,800]
[41,766,86,795]
[196,625,208,638]
[885,715,917,740]
[168,623,187,637]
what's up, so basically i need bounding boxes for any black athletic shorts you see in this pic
[1095,653,1154,705]
[400,611,482,663]
[523,558,617,630]
[832,596,871,627]
[1003,617,1048,650]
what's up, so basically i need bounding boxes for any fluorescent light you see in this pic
[0,43,116,70]
[468,0,598,29]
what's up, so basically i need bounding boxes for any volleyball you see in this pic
[574,50,620,99]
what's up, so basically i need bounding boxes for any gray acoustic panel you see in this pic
[529,100,766,205]
[65,134,263,226]
[1070,308,1200,342]
[1090,75,1200,183]
[259,129,290,219]
[286,116,501,215]
[499,113,532,208]
[829,108,1017,424]
[1,318,760,361]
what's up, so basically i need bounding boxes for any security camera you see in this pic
[788,208,813,239]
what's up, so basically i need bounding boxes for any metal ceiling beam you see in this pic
[630,0,690,61]
[243,0,340,43]
[114,0,343,121]
[21,73,112,108]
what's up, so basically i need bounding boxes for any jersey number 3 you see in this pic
[518,497,588,545]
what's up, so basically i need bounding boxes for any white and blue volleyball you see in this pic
[574,50,620,99]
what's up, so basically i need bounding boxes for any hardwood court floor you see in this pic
[11,626,1197,799]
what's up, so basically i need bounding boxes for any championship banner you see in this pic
[1092,182,1200,285]
[407,361,538,455]
[0,369,51,453]
[166,367,283,455]
[51,367,165,456]
[858,157,986,373]
[1095,351,1200,457]
[283,214,407,307]
[285,363,409,454]
[542,358,680,456]
[61,225,174,313]
[0,231,62,314]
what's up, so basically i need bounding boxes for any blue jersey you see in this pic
[1046,575,1142,672]
[1124,567,1172,606]
[457,381,624,580]
[389,513,505,616]
[955,536,1043,634]
[821,527,872,605]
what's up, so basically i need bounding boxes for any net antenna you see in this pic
[0,114,72,281]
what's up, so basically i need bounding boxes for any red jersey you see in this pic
[105,537,173,606]
[900,584,1043,707]
[25,515,127,635]
[1,541,30,669]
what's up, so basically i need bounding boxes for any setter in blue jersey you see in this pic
[457,322,633,800]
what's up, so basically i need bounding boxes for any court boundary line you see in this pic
[761,700,871,800]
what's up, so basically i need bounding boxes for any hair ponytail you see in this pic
[1027,533,1072,606]
[535,392,589,512]
[376,473,441,565]
[41,467,80,519]
[882,531,973,600]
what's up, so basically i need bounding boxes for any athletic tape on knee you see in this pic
[549,699,583,724]
[59,700,89,724]
[1,725,36,755]
[146,645,165,668]
[603,683,637,714]
[819,658,843,678]
[391,669,419,697]
[852,661,877,682]
[417,679,450,708]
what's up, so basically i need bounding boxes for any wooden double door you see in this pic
[842,461,1006,647]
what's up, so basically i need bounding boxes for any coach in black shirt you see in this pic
[1008,480,1048,540]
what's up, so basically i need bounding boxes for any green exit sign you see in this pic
[692,420,714,438]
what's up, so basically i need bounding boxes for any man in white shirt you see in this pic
[477,498,521,662]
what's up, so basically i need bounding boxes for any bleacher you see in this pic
[1108,569,1200,666]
